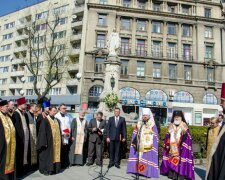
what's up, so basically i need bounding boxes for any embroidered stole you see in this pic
[74,118,86,155]
[0,112,16,174]
[27,112,37,165]
[47,116,61,163]
[15,109,29,165]
[137,120,154,155]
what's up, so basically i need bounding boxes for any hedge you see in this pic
[123,125,208,159]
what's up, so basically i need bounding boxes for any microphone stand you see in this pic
[135,122,144,180]
[93,122,110,180]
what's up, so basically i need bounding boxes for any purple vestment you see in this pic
[127,125,159,178]
[160,129,195,180]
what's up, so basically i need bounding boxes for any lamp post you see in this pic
[110,76,115,91]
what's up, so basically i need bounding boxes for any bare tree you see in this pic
[24,14,70,104]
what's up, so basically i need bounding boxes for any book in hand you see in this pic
[96,128,103,135]
[63,128,70,134]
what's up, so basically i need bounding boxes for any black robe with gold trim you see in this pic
[0,112,16,180]
[12,109,31,178]
[37,116,61,175]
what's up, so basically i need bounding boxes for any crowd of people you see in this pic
[0,84,225,180]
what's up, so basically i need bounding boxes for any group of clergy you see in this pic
[0,83,225,180]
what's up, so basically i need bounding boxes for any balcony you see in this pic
[14,46,27,53]
[67,78,79,86]
[11,58,24,65]
[9,83,23,89]
[151,51,163,58]
[120,48,131,55]
[15,34,28,41]
[69,47,81,56]
[182,55,193,61]
[10,70,24,77]
[70,33,82,42]
[67,63,79,72]
[71,20,83,28]
[136,49,147,56]
[167,53,178,60]
[73,5,84,14]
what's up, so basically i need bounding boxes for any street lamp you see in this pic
[110,76,115,90]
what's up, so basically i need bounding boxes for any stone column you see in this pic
[131,17,137,55]
[147,19,152,56]
[178,23,182,60]
[163,21,167,58]
[192,24,197,61]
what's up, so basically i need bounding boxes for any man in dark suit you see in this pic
[107,107,127,169]
[86,111,106,166]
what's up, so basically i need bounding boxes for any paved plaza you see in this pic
[23,162,206,180]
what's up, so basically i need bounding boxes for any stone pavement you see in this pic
[23,162,206,180]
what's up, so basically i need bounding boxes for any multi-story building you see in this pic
[0,0,86,110]
[82,0,225,125]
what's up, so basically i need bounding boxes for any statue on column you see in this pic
[107,28,121,57]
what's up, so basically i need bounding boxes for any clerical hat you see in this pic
[42,100,50,109]
[221,83,225,101]
[173,110,183,117]
[16,97,26,106]
[0,100,8,106]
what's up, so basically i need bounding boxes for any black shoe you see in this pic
[115,164,120,169]
[108,163,114,169]
[86,162,93,166]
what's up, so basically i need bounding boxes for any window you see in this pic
[0,91,6,96]
[0,55,10,62]
[36,11,48,19]
[182,5,190,15]
[100,0,107,4]
[168,5,175,13]
[205,27,213,38]
[203,94,217,105]
[168,23,176,35]
[0,67,9,73]
[153,3,160,11]
[31,61,44,68]
[121,18,131,30]
[120,87,140,100]
[174,91,194,103]
[121,60,129,75]
[184,65,192,80]
[3,33,13,40]
[67,86,77,95]
[183,44,191,61]
[152,21,161,33]
[137,61,145,76]
[53,44,65,52]
[0,78,7,85]
[205,8,211,18]
[123,0,131,7]
[33,35,46,44]
[207,67,214,82]
[138,1,145,9]
[136,39,145,56]
[27,76,35,82]
[167,43,177,59]
[54,5,68,15]
[120,38,130,55]
[137,19,146,31]
[183,25,190,37]
[32,48,45,56]
[169,64,177,79]
[49,88,61,95]
[26,89,34,96]
[58,17,68,25]
[152,41,162,58]
[89,86,103,97]
[153,63,161,78]
[1,44,12,51]
[98,14,107,26]
[36,23,47,31]
[52,30,66,39]
[205,46,213,60]
[146,89,167,101]
[4,22,15,29]
[95,57,104,73]
[96,34,106,48]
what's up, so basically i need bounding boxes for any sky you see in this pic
[0,0,45,16]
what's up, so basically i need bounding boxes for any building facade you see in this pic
[82,0,225,125]
[0,0,86,110]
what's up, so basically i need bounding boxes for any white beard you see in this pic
[174,120,181,125]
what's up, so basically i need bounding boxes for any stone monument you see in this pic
[98,29,137,121]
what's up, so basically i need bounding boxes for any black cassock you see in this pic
[207,123,225,180]
[37,117,61,175]
[0,117,15,180]
[12,110,31,178]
